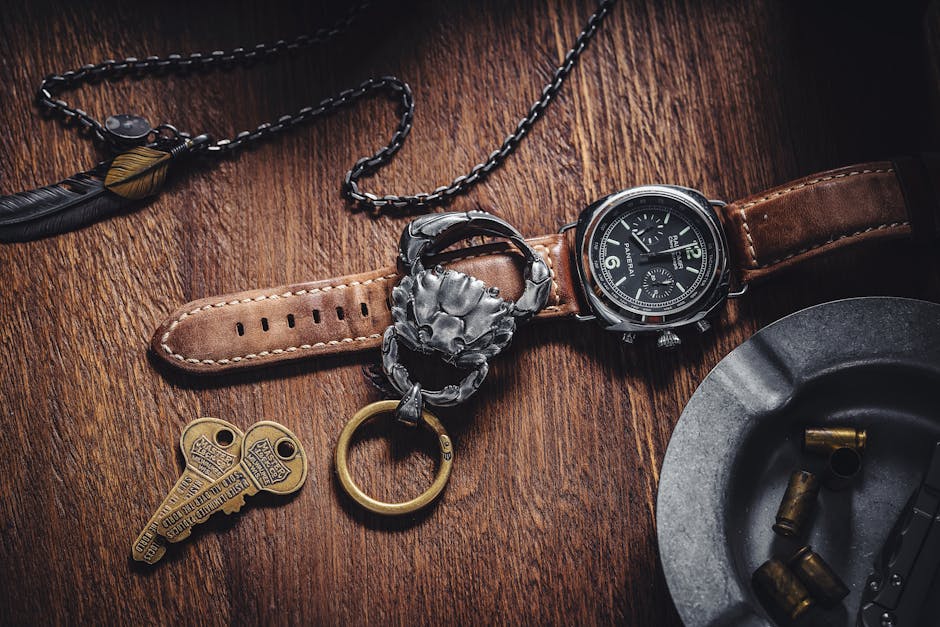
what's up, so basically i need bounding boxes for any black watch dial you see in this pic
[587,193,720,318]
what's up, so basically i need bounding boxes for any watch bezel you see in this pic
[573,185,730,333]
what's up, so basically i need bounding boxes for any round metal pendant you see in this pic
[104,114,152,143]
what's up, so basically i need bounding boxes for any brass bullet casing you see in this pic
[752,559,815,622]
[804,427,867,455]
[789,546,849,606]
[824,446,863,491]
[773,470,820,538]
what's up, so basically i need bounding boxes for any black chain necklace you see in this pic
[0,1,616,242]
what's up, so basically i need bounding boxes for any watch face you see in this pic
[579,187,726,326]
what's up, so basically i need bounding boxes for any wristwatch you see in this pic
[151,155,939,374]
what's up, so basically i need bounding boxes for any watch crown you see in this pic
[657,330,682,350]
[695,319,711,334]
[621,332,636,344]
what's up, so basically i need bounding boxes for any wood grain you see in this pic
[1,0,938,624]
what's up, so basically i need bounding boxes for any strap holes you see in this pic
[336,306,345,320]
[287,313,295,328]
[261,317,269,332]
[312,309,321,324]
[360,303,369,317]
[236,322,244,336]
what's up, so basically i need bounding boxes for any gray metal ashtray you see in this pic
[657,297,940,626]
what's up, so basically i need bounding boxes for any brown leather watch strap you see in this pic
[151,234,580,374]
[153,158,939,375]
[720,162,914,284]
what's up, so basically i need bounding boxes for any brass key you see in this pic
[132,418,243,564]
[157,421,307,543]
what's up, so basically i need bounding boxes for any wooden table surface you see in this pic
[2,1,939,624]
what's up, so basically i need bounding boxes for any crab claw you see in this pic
[453,351,488,370]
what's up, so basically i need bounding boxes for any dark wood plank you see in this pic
[0,0,938,624]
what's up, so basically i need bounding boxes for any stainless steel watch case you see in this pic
[564,184,732,341]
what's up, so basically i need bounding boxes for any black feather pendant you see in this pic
[0,136,206,243]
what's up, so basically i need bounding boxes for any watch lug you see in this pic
[559,221,579,234]
[728,282,749,299]
[574,313,597,322]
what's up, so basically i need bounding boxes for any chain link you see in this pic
[34,0,616,214]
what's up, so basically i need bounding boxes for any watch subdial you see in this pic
[641,267,675,299]
[630,213,665,246]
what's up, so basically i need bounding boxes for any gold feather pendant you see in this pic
[104,146,174,200]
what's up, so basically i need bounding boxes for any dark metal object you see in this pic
[396,211,552,320]
[394,383,425,427]
[752,559,814,622]
[33,4,368,148]
[858,441,940,627]
[103,113,152,146]
[383,264,514,421]
[789,546,849,607]
[805,427,867,455]
[26,1,616,215]
[773,470,820,539]
[825,447,863,491]
[382,211,550,424]
[656,297,940,627]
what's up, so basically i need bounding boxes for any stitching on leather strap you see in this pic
[735,168,894,267]
[737,207,759,267]
[160,244,566,365]
[164,333,386,365]
[533,243,561,311]
[159,270,398,363]
[752,221,909,270]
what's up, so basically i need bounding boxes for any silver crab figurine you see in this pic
[381,211,552,424]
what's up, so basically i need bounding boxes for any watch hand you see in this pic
[645,243,697,256]
[630,230,651,253]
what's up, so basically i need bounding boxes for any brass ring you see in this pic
[335,400,454,515]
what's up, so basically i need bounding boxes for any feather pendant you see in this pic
[0,136,206,242]
[103,146,172,200]
[0,167,120,243]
